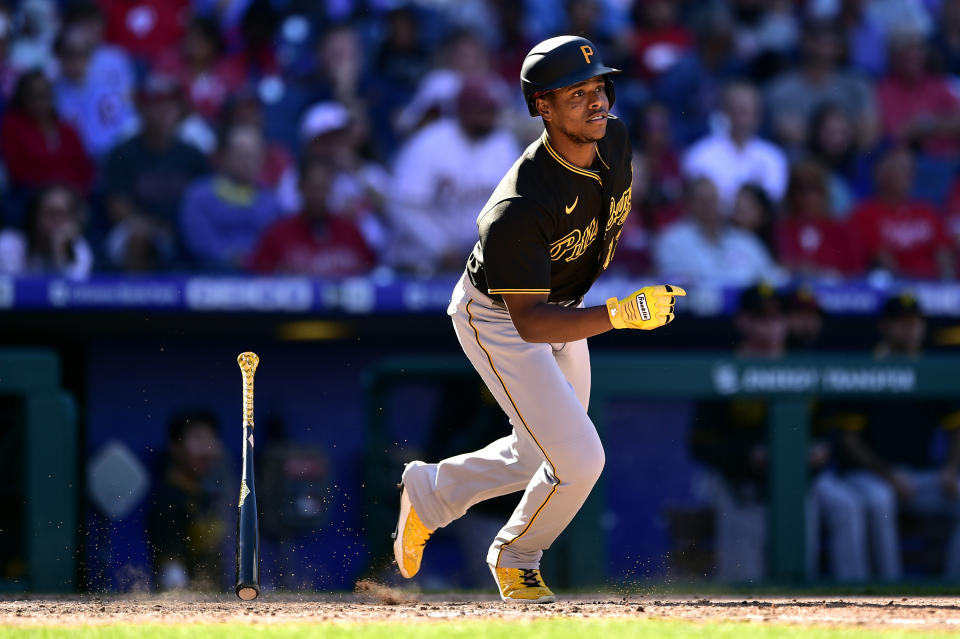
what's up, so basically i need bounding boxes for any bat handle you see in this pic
[238,352,259,429]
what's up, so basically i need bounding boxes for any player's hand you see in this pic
[606,285,685,330]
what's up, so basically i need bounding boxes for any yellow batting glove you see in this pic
[606,285,686,330]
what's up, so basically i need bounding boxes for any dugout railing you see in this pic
[364,353,960,586]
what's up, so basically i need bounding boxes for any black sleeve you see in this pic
[479,198,555,295]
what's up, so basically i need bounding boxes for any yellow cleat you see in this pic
[490,566,556,604]
[392,487,433,578]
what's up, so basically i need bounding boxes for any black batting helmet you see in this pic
[521,35,620,117]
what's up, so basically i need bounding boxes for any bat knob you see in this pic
[237,585,259,601]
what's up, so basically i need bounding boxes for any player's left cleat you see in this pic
[490,565,556,604]
[392,485,433,578]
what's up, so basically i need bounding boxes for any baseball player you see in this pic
[393,36,685,603]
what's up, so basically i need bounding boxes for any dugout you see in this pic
[364,353,960,586]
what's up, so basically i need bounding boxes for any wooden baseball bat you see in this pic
[235,352,261,600]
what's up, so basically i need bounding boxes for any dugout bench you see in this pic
[0,349,77,592]
[364,353,960,586]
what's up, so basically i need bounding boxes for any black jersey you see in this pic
[466,116,632,305]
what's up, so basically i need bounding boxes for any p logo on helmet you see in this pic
[580,45,593,64]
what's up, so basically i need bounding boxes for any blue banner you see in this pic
[2,274,960,316]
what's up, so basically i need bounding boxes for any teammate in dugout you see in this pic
[392,36,686,603]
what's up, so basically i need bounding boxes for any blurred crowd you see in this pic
[1,0,960,282]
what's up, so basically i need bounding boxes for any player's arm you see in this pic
[503,293,613,343]
[504,285,685,344]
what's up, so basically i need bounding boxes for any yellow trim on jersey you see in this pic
[543,135,602,185]
[489,289,551,295]
[465,299,560,567]
[595,144,610,170]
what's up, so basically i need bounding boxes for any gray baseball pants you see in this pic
[402,272,604,569]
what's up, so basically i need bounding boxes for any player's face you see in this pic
[544,76,609,144]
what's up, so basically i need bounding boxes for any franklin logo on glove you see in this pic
[636,293,651,321]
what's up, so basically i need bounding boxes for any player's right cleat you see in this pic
[490,565,556,604]
[392,486,433,578]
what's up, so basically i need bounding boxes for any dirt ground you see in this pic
[4,589,960,631]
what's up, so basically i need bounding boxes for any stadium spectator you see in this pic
[394,29,508,139]
[394,68,463,140]
[765,19,877,152]
[218,89,292,189]
[630,0,694,82]
[179,125,280,271]
[276,101,390,257]
[312,23,369,115]
[834,294,960,580]
[52,25,136,158]
[0,71,94,195]
[690,283,869,582]
[61,2,135,100]
[103,75,208,272]
[155,16,245,123]
[682,81,788,212]
[876,26,960,155]
[385,76,519,276]
[275,102,353,202]
[805,103,865,217]
[226,0,280,83]
[730,183,775,255]
[250,157,375,277]
[488,0,531,86]
[631,102,683,224]
[848,147,954,279]
[262,23,374,153]
[100,0,190,68]
[374,6,431,100]
[7,0,58,72]
[776,161,858,278]
[828,0,890,77]
[0,184,92,279]
[655,177,782,287]
[656,6,745,145]
[147,410,231,591]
